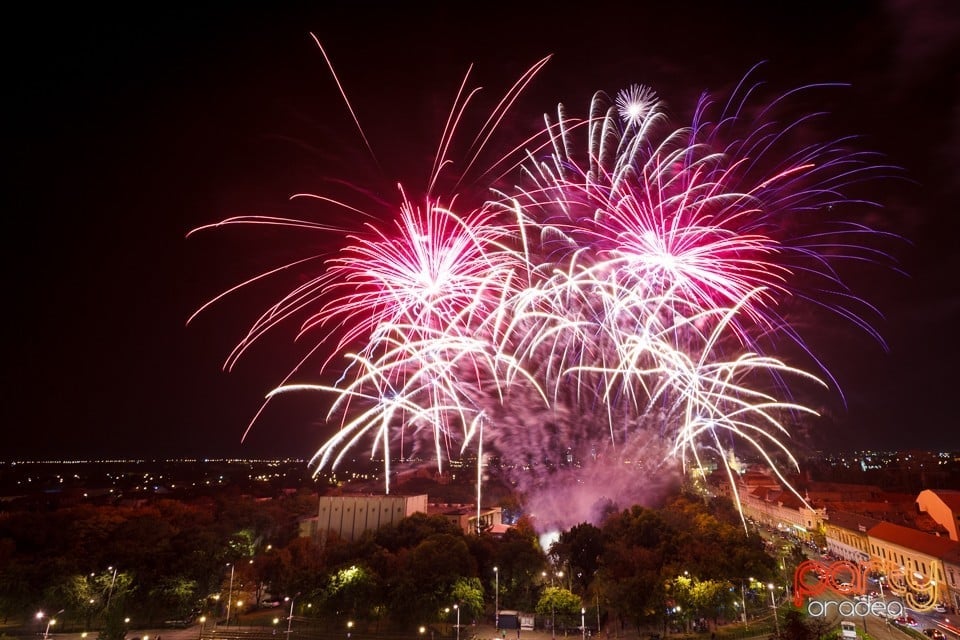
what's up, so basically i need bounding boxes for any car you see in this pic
[895,616,918,627]
[922,629,945,640]
[163,617,194,628]
[934,602,947,613]
[840,621,857,639]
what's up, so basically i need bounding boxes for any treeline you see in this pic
[0,489,778,635]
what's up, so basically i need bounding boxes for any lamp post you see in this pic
[596,592,600,637]
[285,596,295,640]
[581,608,586,640]
[494,567,499,631]
[199,616,206,640]
[551,600,556,640]
[225,564,235,627]
[453,604,460,640]
[43,609,64,640]
[740,580,750,629]
[106,566,118,610]
[768,584,779,638]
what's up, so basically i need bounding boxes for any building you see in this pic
[823,510,882,563]
[301,493,428,542]
[427,502,503,535]
[916,489,960,542]
[722,471,825,539]
[867,521,960,610]
[299,493,506,540]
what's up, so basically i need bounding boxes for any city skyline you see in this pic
[5,2,959,462]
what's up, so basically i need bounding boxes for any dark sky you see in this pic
[5,2,959,460]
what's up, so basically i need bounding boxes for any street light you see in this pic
[581,608,586,640]
[740,579,750,629]
[225,563,235,627]
[595,592,600,637]
[551,599,556,640]
[43,609,64,640]
[453,604,460,640]
[285,596,296,640]
[768,584,779,638]
[494,567,499,631]
[106,566,118,610]
[199,616,206,640]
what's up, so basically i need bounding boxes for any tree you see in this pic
[48,574,100,629]
[553,523,603,594]
[451,577,485,622]
[375,513,463,552]
[388,533,476,626]
[270,536,328,599]
[323,564,378,620]
[148,577,199,620]
[687,578,733,627]
[782,608,814,640]
[536,587,583,632]
[494,518,546,610]
[596,506,677,634]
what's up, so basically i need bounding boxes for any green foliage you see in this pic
[0,494,305,624]
[323,564,378,618]
[494,519,546,611]
[0,484,789,635]
[148,576,199,617]
[97,599,130,640]
[451,577,485,621]
[374,513,464,551]
[668,575,734,624]
[228,529,258,559]
[536,587,584,630]
[593,495,778,634]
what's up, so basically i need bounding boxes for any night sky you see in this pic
[5,2,959,460]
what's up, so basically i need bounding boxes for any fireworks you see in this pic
[191,47,898,530]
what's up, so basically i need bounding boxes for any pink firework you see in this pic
[190,42,553,484]
[191,51,901,527]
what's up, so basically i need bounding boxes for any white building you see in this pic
[301,493,428,542]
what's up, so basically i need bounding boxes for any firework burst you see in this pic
[191,49,899,530]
